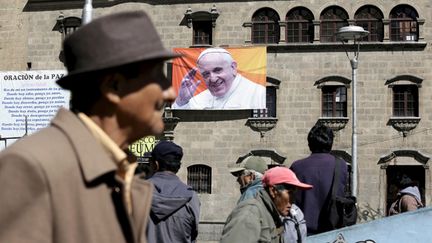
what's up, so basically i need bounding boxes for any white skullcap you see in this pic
[197,47,233,63]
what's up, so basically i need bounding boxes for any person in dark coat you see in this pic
[146,141,200,243]
[0,11,179,243]
[290,123,348,235]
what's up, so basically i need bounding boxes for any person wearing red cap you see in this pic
[220,166,312,243]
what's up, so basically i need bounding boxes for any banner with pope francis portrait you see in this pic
[171,46,267,110]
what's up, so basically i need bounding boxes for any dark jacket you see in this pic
[220,189,284,243]
[147,171,200,243]
[290,153,347,234]
[0,108,152,243]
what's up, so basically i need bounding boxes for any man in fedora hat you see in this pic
[0,11,178,243]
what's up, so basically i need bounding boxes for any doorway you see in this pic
[386,165,425,215]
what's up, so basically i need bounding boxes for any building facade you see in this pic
[1,0,431,241]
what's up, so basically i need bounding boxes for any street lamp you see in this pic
[82,0,93,25]
[336,25,368,197]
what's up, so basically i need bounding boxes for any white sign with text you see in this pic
[0,70,69,148]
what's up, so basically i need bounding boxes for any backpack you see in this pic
[319,158,357,231]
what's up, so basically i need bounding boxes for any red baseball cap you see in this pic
[262,166,313,190]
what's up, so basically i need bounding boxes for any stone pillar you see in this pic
[279,21,286,43]
[313,20,320,43]
[383,19,390,42]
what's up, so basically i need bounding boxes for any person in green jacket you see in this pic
[220,166,313,243]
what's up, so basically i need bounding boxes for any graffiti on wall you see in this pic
[357,203,385,223]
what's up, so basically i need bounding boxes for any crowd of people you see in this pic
[0,10,424,243]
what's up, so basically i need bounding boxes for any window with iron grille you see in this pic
[252,8,280,44]
[322,86,347,117]
[193,20,212,45]
[354,5,384,42]
[286,7,314,43]
[393,85,418,117]
[187,164,211,194]
[320,6,349,42]
[389,5,419,41]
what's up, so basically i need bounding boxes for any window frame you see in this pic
[321,85,348,118]
[320,6,349,42]
[285,7,314,43]
[193,20,212,45]
[389,5,419,42]
[252,8,280,44]
[392,84,419,117]
[187,164,212,194]
[354,5,384,42]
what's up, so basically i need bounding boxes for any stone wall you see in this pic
[1,0,431,241]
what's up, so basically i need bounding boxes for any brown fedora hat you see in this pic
[57,11,180,89]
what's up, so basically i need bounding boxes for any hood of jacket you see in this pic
[399,186,422,202]
[148,171,194,221]
[240,177,262,194]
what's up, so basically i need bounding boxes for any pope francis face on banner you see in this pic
[172,47,267,110]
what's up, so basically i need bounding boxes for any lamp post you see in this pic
[82,0,93,25]
[336,25,368,197]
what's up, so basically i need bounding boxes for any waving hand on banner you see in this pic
[175,68,202,106]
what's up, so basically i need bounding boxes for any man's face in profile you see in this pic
[197,53,237,98]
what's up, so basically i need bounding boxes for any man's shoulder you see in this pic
[292,153,337,165]
[291,155,314,168]
[188,89,212,108]
[234,198,262,214]
[237,74,265,90]
[1,125,66,156]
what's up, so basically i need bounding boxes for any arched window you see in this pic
[286,7,314,43]
[389,5,419,41]
[56,16,81,36]
[251,8,280,44]
[187,164,212,194]
[354,5,384,42]
[320,6,349,42]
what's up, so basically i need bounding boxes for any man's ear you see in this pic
[268,186,277,199]
[151,161,159,172]
[231,61,238,76]
[100,73,123,104]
